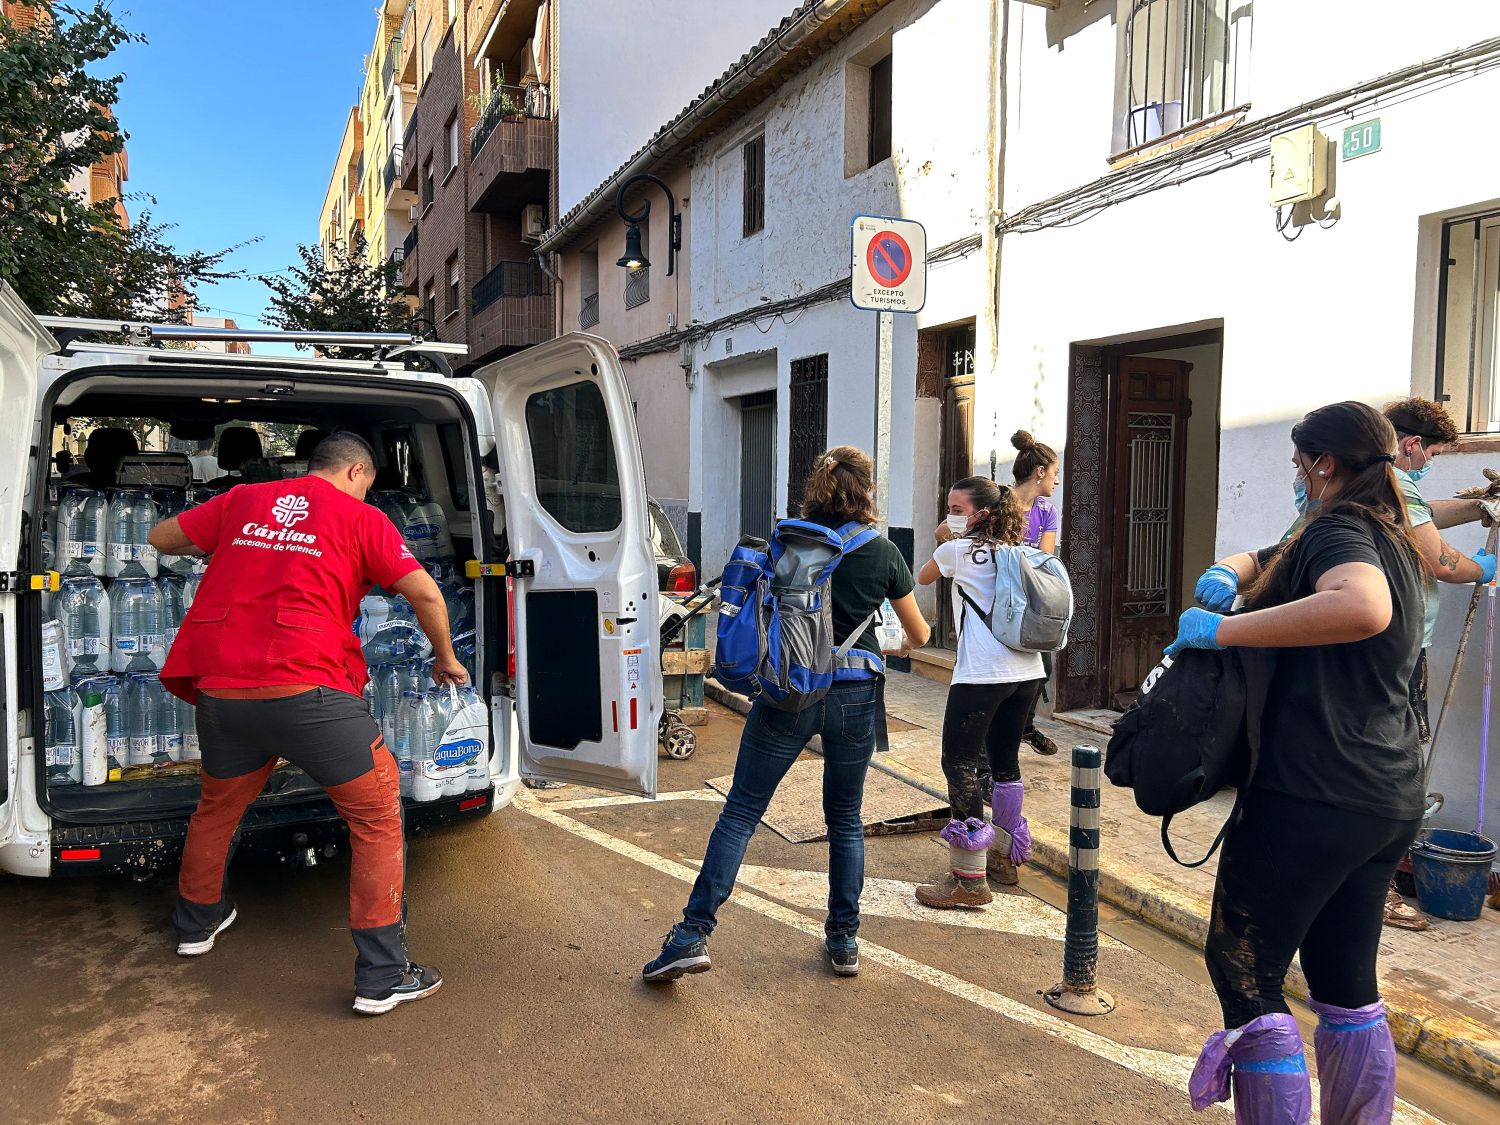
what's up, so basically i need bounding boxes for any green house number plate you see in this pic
[1342,119,1381,161]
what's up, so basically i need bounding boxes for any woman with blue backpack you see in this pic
[643,446,930,982]
[913,477,1048,908]
[1169,401,1433,1123]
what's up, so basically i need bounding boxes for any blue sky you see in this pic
[112,0,374,330]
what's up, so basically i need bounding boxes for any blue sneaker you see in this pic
[826,933,859,977]
[642,925,711,982]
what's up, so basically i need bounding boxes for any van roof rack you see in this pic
[34,316,469,374]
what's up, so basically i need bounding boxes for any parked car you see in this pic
[650,499,697,594]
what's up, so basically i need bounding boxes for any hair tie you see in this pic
[1367,454,1395,468]
[824,456,838,468]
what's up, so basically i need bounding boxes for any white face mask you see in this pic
[946,514,970,536]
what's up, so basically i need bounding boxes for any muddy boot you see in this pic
[1189,1013,1311,1123]
[916,872,993,909]
[917,818,994,909]
[986,849,1019,886]
[992,781,1032,867]
[1024,727,1060,756]
[1310,999,1396,1125]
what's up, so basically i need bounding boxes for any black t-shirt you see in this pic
[1253,513,1424,820]
[811,522,914,658]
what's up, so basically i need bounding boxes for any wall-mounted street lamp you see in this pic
[614,173,682,276]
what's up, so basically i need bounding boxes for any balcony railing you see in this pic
[624,267,650,310]
[578,292,600,329]
[383,144,402,193]
[403,108,418,154]
[473,259,551,314]
[402,225,418,260]
[470,83,551,159]
[380,32,402,91]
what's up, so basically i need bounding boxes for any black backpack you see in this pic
[1104,646,1272,867]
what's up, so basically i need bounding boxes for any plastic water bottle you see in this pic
[102,675,127,773]
[125,673,165,767]
[394,690,422,798]
[159,574,189,655]
[158,690,185,763]
[45,686,82,787]
[41,617,67,691]
[370,491,408,534]
[363,679,378,721]
[76,676,110,787]
[107,489,159,578]
[59,575,110,678]
[154,488,196,575]
[180,699,200,762]
[111,577,163,673]
[425,686,458,797]
[452,631,478,687]
[459,686,489,792]
[58,489,107,577]
[410,692,443,802]
[354,592,392,646]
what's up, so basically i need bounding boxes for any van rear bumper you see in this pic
[44,787,494,878]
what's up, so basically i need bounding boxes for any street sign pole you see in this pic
[874,310,893,533]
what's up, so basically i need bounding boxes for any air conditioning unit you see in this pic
[521,203,546,243]
[409,203,421,223]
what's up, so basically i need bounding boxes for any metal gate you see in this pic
[739,391,775,541]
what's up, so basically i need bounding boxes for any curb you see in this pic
[703,678,1500,1095]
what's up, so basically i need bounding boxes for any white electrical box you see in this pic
[1269,124,1331,207]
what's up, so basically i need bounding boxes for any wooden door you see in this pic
[936,372,975,648]
[1107,356,1191,706]
[738,392,776,541]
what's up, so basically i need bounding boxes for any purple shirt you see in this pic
[1024,497,1060,548]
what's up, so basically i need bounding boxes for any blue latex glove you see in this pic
[1193,563,1239,612]
[1165,608,1226,657]
[1476,548,1497,585]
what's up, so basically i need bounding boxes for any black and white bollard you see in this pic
[1044,744,1116,1016]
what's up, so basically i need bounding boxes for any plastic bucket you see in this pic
[1409,830,1496,921]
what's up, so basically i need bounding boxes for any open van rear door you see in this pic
[477,335,658,797]
[0,285,58,845]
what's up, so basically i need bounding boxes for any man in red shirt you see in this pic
[149,432,467,1015]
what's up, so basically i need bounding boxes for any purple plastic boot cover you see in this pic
[991,781,1032,864]
[1189,1013,1310,1123]
[1309,998,1396,1125]
[938,817,996,852]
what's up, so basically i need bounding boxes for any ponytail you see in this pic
[951,476,1024,552]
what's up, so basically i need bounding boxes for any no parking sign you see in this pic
[851,215,927,313]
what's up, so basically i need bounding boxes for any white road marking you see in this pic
[542,789,725,812]
[515,793,1442,1125]
[734,864,1124,948]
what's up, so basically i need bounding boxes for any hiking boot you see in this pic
[987,850,1020,886]
[826,934,859,977]
[1383,886,1430,932]
[176,905,237,957]
[1024,727,1060,756]
[643,925,711,982]
[916,873,992,909]
[353,963,444,1016]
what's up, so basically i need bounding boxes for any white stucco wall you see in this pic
[555,0,798,215]
[996,0,1500,833]
[687,0,998,578]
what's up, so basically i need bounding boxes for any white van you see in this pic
[0,283,659,878]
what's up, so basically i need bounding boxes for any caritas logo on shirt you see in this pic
[231,493,325,558]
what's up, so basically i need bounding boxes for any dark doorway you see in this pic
[936,322,976,649]
[738,391,776,541]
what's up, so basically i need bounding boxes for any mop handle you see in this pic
[1482,577,1496,837]
[1426,520,1500,791]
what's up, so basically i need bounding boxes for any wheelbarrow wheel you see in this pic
[663,725,697,760]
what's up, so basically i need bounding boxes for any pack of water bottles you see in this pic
[369,490,460,582]
[40,482,209,788]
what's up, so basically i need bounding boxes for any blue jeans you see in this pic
[682,679,881,940]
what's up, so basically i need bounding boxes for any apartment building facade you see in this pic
[318,107,365,264]
[358,1,420,277]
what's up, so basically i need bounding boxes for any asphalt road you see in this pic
[0,703,1490,1124]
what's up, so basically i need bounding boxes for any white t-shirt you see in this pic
[933,538,1046,685]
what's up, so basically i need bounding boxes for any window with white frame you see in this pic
[446,254,461,318]
[1117,0,1253,153]
[446,113,460,174]
[420,20,435,85]
[1435,211,1500,433]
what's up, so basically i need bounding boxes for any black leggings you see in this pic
[940,679,1043,821]
[1206,788,1421,1028]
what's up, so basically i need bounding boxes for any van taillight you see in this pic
[506,575,517,682]
[668,562,697,594]
[60,848,100,862]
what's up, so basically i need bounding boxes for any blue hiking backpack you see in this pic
[715,520,885,711]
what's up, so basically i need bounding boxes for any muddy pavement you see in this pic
[0,703,1489,1123]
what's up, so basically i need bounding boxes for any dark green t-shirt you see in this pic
[816,526,915,658]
